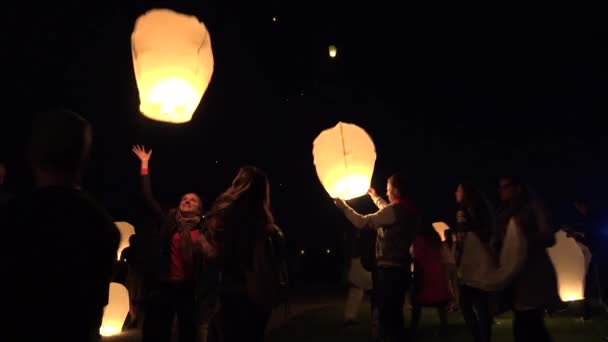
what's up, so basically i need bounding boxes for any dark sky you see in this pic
[2,1,608,250]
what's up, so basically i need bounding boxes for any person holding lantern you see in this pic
[334,174,420,342]
[132,145,217,342]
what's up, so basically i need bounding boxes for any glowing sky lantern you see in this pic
[131,8,214,123]
[432,222,450,241]
[313,122,376,200]
[115,221,135,261]
[329,45,337,58]
[547,230,587,302]
[99,282,130,336]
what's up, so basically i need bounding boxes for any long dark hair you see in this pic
[206,166,274,272]
[458,182,496,242]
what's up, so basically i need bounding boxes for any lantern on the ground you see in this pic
[131,8,214,123]
[432,222,449,241]
[329,45,337,58]
[313,122,376,200]
[115,221,135,260]
[99,282,130,336]
[547,230,587,302]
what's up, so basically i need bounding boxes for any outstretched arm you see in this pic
[335,198,396,229]
[368,187,389,209]
[132,145,165,221]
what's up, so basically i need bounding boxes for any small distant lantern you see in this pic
[313,122,376,200]
[115,222,135,261]
[131,8,214,123]
[99,282,130,336]
[547,230,587,302]
[328,45,337,58]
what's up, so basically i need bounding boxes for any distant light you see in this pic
[215,160,219,164]
[326,249,331,254]
[300,91,304,96]
[300,250,305,255]
[329,45,337,58]
[272,17,277,22]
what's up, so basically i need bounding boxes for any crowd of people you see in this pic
[337,174,607,342]
[0,109,606,342]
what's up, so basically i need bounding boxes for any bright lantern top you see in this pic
[131,9,214,123]
[313,122,377,200]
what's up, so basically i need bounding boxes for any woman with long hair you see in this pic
[132,145,215,342]
[205,166,287,342]
[455,182,496,342]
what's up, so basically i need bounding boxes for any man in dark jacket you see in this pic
[0,110,119,342]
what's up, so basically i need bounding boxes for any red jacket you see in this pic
[412,235,452,306]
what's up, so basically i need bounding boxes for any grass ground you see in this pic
[267,303,608,342]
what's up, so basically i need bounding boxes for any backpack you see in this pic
[245,224,289,308]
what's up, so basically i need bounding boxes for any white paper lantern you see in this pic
[313,122,376,200]
[115,221,135,261]
[432,222,450,241]
[99,282,130,336]
[329,45,337,58]
[547,230,587,302]
[131,8,214,123]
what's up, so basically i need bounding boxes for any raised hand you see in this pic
[132,145,152,163]
[368,187,377,197]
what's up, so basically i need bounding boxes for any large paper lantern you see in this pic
[115,221,135,260]
[432,222,450,241]
[547,230,587,302]
[131,8,214,123]
[313,122,376,200]
[99,282,130,336]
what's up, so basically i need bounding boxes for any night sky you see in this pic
[2,1,608,256]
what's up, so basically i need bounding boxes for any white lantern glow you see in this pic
[99,282,130,336]
[547,230,587,302]
[329,45,337,58]
[432,222,450,241]
[313,122,376,200]
[131,8,214,123]
[115,221,135,261]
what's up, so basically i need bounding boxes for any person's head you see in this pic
[230,166,272,219]
[0,162,5,185]
[498,175,524,203]
[456,182,484,207]
[386,173,410,203]
[29,110,92,186]
[178,192,203,217]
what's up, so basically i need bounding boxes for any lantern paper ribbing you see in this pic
[313,122,376,200]
[99,282,130,336]
[131,9,214,123]
[115,221,135,261]
[547,230,587,302]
